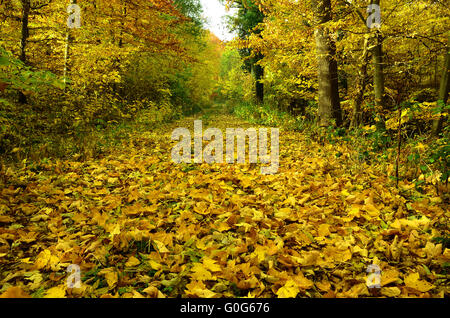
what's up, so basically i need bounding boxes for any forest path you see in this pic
[0,106,447,298]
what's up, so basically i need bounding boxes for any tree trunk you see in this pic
[313,0,342,127]
[351,37,370,128]
[18,0,30,104]
[253,53,264,104]
[432,35,450,136]
[371,0,385,114]
[118,1,127,49]
[63,31,72,92]
[63,0,77,92]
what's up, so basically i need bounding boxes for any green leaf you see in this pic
[0,98,12,107]
[0,56,10,66]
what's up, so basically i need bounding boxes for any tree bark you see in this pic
[63,31,72,92]
[371,0,385,113]
[254,60,264,105]
[351,37,370,128]
[313,0,342,127]
[63,0,77,92]
[18,0,30,104]
[432,35,450,136]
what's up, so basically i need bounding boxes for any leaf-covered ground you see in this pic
[0,111,448,298]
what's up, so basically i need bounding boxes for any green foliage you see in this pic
[429,127,449,183]
[234,102,292,127]
[0,46,64,93]
[0,1,222,163]
[227,0,264,68]
[174,0,204,31]
[216,48,253,103]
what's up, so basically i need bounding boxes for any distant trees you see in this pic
[227,0,265,104]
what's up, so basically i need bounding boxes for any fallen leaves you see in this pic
[404,273,435,293]
[98,268,118,289]
[317,224,331,237]
[381,286,401,297]
[0,114,448,299]
[0,286,30,298]
[276,280,300,298]
[125,256,140,268]
[185,281,216,298]
[44,285,66,298]
[34,249,60,271]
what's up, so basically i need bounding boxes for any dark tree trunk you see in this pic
[313,0,342,127]
[371,0,385,114]
[432,36,450,136]
[253,53,264,104]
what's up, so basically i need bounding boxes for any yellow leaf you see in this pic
[297,194,310,205]
[276,279,299,298]
[190,263,216,281]
[381,269,400,286]
[423,242,442,259]
[240,176,252,188]
[283,196,296,206]
[348,206,361,219]
[274,207,294,220]
[363,203,380,218]
[107,224,121,237]
[381,287,401,297]
[99,268,118,289]
[315,280,331,292]
[404,272,434,292]
[343,283,369,297]
[317,224,331,237]
[202,257,221,272]
[390,219,402,230]
[44,285,66,298]
[142,286,165,298]
[123,203,143,216]
[185,280,216,298]
[194,202,210,215]
[148,260,162,271]
[35,249,51,270]
[251,209,264,221]
[125,256,141,267]
[293,272,314,289]
[251,245,267,263]
[0,286,30,298]
[153,240,170,253]
[0,215,13,223]
[92,211,108,227]
[190,189,212,202]
[352,245,368,257]
[215,222,230,232]
[20,257,32,264]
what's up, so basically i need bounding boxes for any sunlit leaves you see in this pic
[0,112,447,299]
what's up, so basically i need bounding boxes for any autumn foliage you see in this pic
[0,0,449,300]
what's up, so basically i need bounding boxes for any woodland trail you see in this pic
[0,108,448,298]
